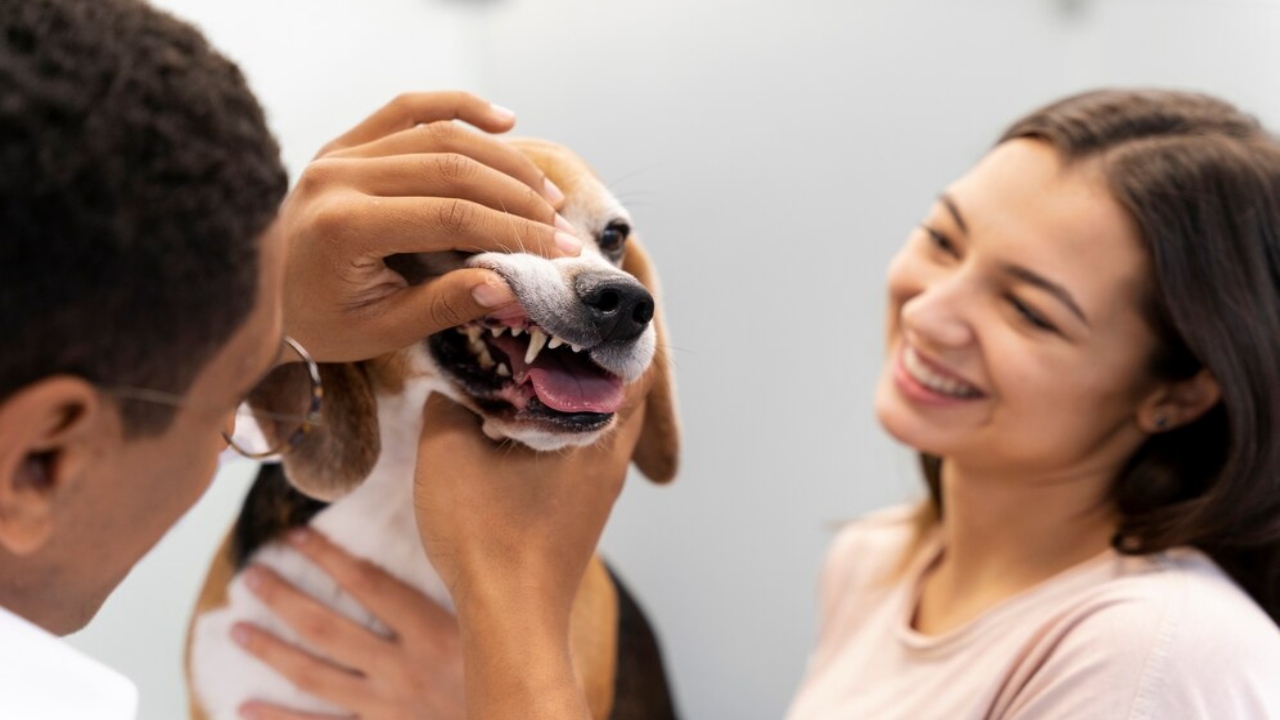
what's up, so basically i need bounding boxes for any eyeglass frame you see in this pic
[101,336,324,459]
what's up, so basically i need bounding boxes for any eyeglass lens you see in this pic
[227,340,318,458]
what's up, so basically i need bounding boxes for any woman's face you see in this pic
[874,139,1162,479]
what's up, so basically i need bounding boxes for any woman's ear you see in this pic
[622,237,681,484]
[1139,368,1221,433]
[0,377,100,555]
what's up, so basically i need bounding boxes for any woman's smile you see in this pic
[893,344,986,404]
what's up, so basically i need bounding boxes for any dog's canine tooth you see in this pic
[548,336,564,350]
[525,328,548,364]
[490,326,507,338]
[570,343,583,353]
[478,348,496,369]
[496,362,510,377]
[511,326,525,338]
[464,326,483,343]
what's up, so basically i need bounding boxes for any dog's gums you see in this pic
[428,308,625,432]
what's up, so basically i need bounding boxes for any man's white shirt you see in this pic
[0,603,138,719]
[0,446,257,720]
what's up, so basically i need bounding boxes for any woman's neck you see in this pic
[913,460,1119,635]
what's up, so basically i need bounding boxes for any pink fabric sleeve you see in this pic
[1000,577,1280,720]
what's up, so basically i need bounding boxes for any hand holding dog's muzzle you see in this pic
[411,369,651,717]
[279,90,583,364]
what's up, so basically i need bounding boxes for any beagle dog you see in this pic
[185,139,681,720]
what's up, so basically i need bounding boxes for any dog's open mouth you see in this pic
[428,308,624,432]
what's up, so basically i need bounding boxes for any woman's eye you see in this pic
[922,226,959,257]
[1008,295,1057,332]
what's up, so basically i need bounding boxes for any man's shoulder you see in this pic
[0,605,138,720]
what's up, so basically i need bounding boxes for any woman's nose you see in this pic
[899,277,975,348]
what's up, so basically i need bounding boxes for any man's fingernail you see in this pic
[489,103,516,122]
[287,528,311,547]
[231,623,252,647]
[556,230,583,255]
[554,213,577,233]
[543,178,565,204]
[472,281,515,308]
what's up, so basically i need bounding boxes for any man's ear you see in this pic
[0,377,102,555]
[1138,368,1222,434]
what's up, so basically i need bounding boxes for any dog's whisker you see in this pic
[605,164,663,191]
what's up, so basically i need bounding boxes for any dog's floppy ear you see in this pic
[623,237,680,484]
[252,362,381,502]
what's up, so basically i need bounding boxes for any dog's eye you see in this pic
[598,221,631,254]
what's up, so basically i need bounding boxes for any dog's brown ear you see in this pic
[252,362,381,502]
[623,237,680,484]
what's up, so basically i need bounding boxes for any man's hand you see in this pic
[280,91,583,362]
[413,377,651,720]
[232,530,465,720]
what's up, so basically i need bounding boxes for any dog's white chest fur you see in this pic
[191,374,448,719]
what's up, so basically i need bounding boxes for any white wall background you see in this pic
[68,1,1280,719]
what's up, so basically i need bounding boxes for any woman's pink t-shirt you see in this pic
[786,505,1280,719]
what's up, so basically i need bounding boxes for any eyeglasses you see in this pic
[104,336,324,459]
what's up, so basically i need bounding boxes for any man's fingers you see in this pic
[323,122,559,203]
[240,566,385,672]
[230,620,366,709]
[357,269,515,352]
[285,528,460,643]
[328,195,578,259]
[302,154,558,228]
[319,91,514,155]
[236,699,353,720]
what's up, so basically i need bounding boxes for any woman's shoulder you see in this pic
[815,504,930,620]
[823,503,927,576]
[1011,548,1280,718]
[1097,548,1280,666]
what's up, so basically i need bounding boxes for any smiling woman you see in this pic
[786,89,1280,719]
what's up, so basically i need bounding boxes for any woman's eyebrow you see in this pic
[940,193,969,235]
[1001,263,1090,326]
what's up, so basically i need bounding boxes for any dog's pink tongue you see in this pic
[527,364,624,414]
[489,335,625,414]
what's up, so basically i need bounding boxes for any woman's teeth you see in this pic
[903,347,981,398]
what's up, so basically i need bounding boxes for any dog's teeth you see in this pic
[478,348,495,370]
[548,336,564,350]
[468,338,486,356]
[490,326,506,338]
[570,343,584,353]
[464,326,482,342]
[510,326,525,337]
[525,328,548,364]
[496,362,510,377]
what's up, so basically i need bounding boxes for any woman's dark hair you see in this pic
[919,89,1280,624]
[0,0,289,435]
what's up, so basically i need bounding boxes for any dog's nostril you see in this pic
[633,299,654,325]
[593,288,622,314]
[578,276,654,343]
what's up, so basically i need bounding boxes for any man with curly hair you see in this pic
[0,0,583,715]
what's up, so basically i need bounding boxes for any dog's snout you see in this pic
[576,274,654,343]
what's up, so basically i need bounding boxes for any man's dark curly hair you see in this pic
[0,0,289,435]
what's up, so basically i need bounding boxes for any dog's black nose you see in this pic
[576,275,654,343]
